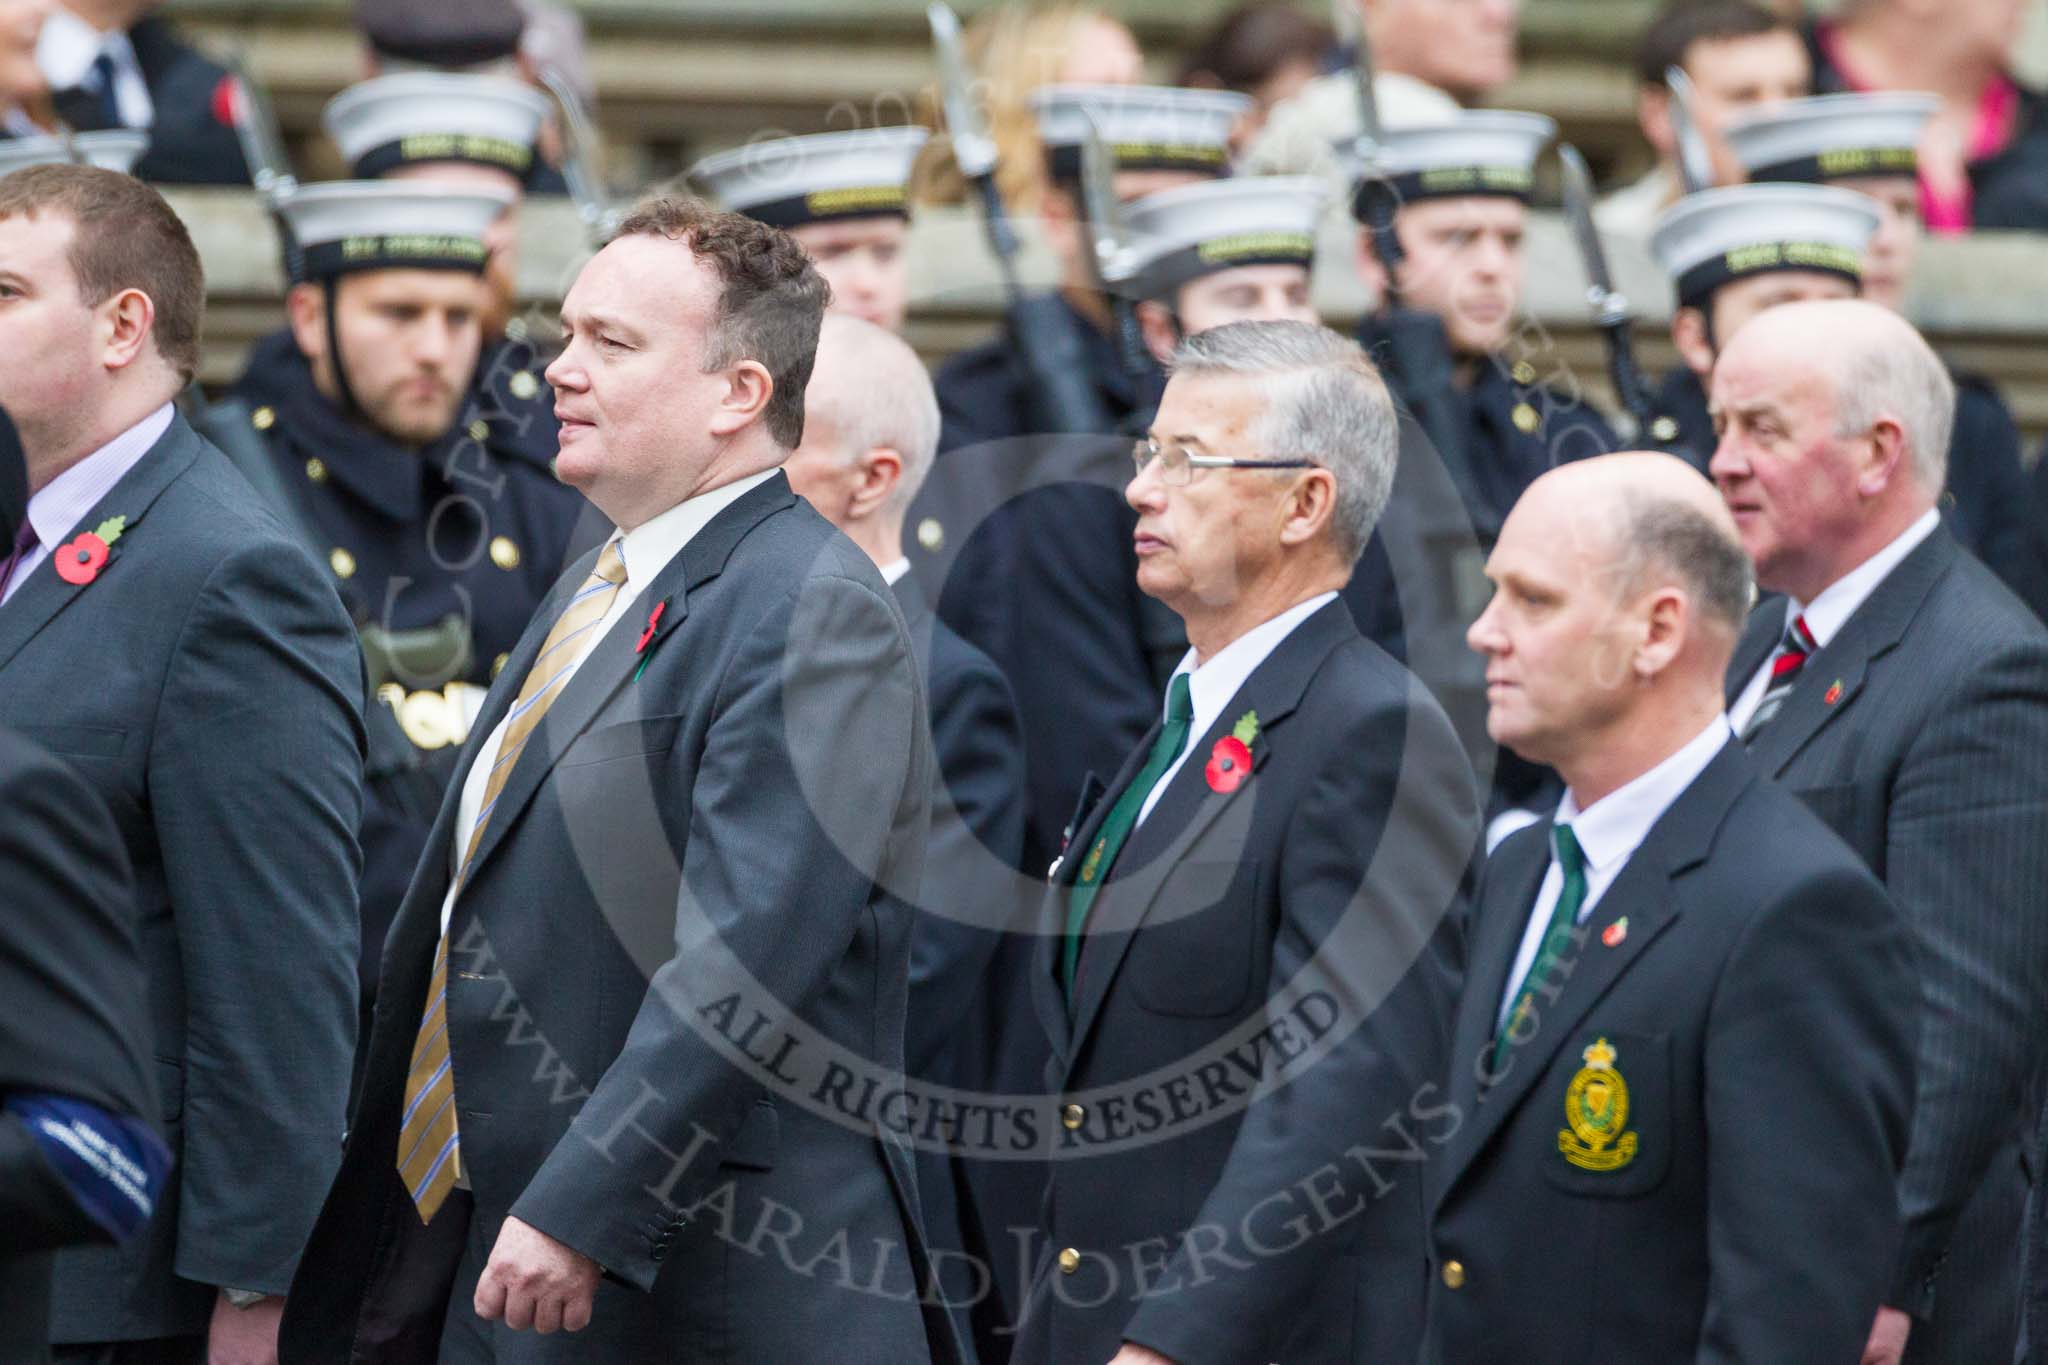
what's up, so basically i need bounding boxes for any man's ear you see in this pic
[709,360,775,438]
[1635,585,1687,681]
[286,282,327,363]
[1277,467,1339,550]
[1352,227,1389,306]
[848,445,903,521]
[1856,413,1912,499]
[96,286,156,374]
[1136,299,1178,366]
[1671,305,1716,380]
[1638,85,1675,158]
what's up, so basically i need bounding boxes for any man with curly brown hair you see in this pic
[280,197,960,1364]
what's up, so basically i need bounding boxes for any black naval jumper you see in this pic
[213,327,595,1008]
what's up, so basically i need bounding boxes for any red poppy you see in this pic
[636,600,666,653]
[1204,735,1252,794]
[54,532,110,585]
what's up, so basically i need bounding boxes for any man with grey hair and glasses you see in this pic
[1014,320,1478,1365]
[1710,298,2048,1365]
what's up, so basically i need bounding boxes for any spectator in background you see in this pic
[1810,0,2048,231]
[912,2,1141,219]
[1596,0,1810,239]
[34,0,247,184]
[1241,0,1513,179]
[1177,1,1332,154]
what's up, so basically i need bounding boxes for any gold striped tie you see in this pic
[397,539,629,1221]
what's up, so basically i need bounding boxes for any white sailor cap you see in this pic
[1353,110,1555,218]
[691,127,931,230]
[1650,183,1881,309]
[0,130,149,177]
[1030,84,1250,182]
[323,73,551,182]
[278,180,514,279]
[1726,92,1937,186]
[1122,175,1326,301]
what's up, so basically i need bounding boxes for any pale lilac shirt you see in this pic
[3,403,173,607]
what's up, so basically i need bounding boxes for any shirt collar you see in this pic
[36,8,112,90]
[26,403,173,551]
[612,468,779,593]
[878,556,910,586]
[1165,591,1338,738]
[1554,715,1733,876]
[1785,509,1940,650]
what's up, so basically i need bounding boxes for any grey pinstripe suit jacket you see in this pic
[1727,526,2048,1365]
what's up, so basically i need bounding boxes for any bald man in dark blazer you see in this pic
[1429,455,1914,1364]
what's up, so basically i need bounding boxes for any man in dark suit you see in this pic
[784,313,1028,1361]
[280,198,957,1363]
[0,416,168,1365]
[1429,452,1915,1362]
[0,165,364,1362]
[913,84,1248,884]
[0,729,172,1365]
[1013,321,1478,1365]
[1694,93,2033,587]
[1711,299,2048,1365]
[37,2,248,186]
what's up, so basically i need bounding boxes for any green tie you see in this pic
[1492,824,1587,1070]
[1062,673,1194,996]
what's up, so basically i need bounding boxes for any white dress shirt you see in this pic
[878,556,910,587]
[1496,716,1733,1028]
[1727,509,1940,733]
[1136,591,1338,827]
[2,402,171,607]
[439,468,778,934]
[36,8,153,129]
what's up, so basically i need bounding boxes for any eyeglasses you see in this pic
[1130,437,1318,487]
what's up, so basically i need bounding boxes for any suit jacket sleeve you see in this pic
[1121,685,1479,1365]
[1883,635,2048,1313]
[1697,861,1915,1362]
[906,648,1026,1077]
[0,731,155,1252]
[149,542,364,1293]
[510,571,928,1290]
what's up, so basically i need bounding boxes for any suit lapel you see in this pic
[1032,732,1153,1065]
[1436,742,1752,1197]
[1743,531,1952,778]
[1063,730,1271,1051]
[0,417,199,675]
[1724,598,1784,704]
[450,476,795,898]
[1060,602,1355,1061]
[1441,828,1550,1141]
